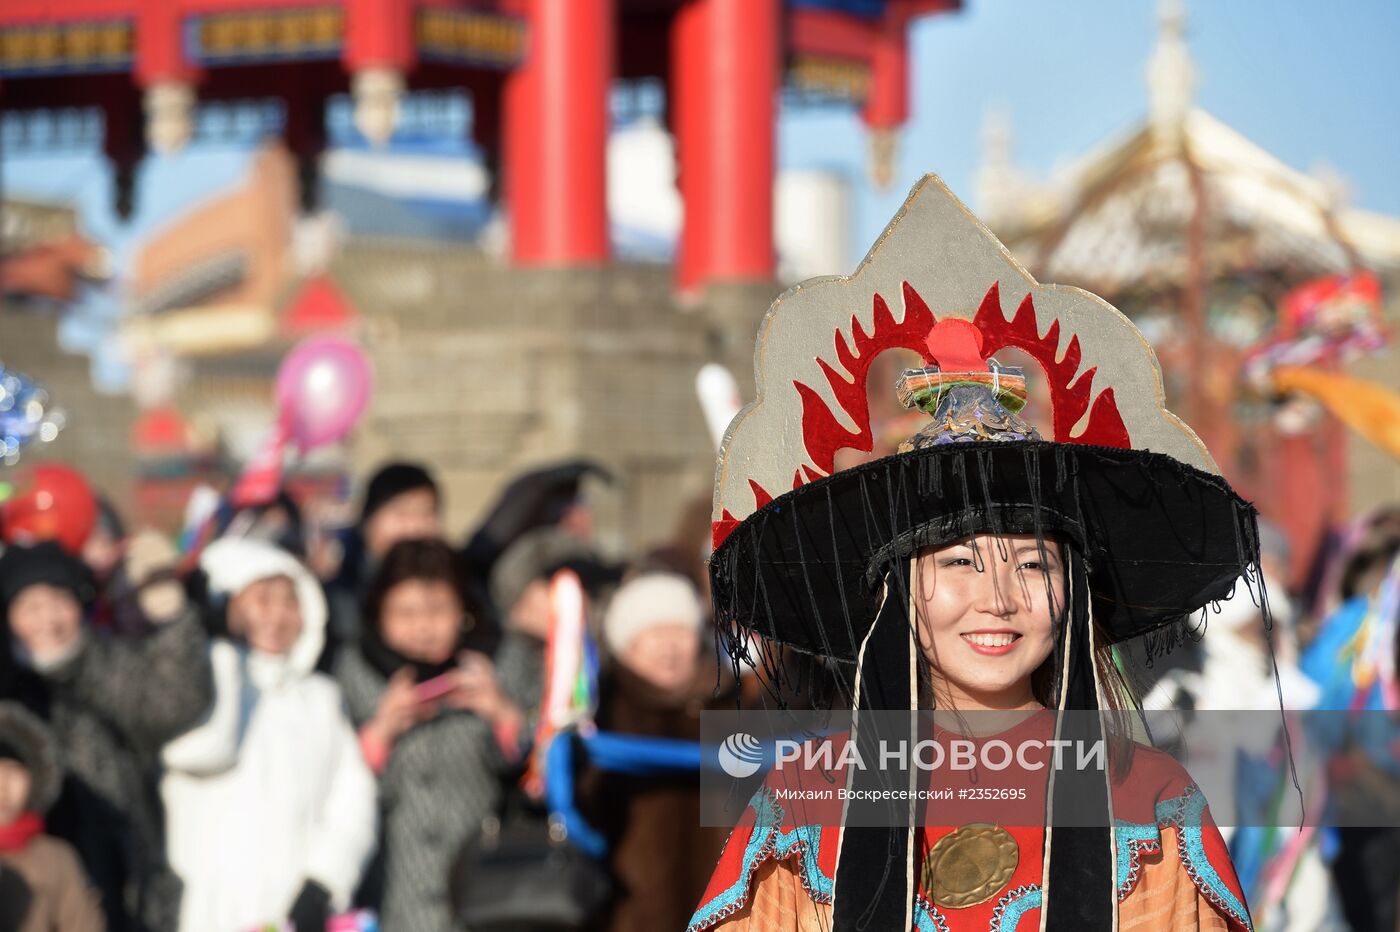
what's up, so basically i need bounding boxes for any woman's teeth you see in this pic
[963,632,1018,648]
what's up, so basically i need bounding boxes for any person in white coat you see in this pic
[162,538,377,932]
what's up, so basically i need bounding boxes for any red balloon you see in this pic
[2,464,98,556]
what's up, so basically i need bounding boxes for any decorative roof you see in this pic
[0,198,108,302]
[1011,110,1358,294]
[984,0,1400,293]
[132,405,193,456]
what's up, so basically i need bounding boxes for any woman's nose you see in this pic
[972,559,1020,616]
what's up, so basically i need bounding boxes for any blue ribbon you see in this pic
[545,729,705,858]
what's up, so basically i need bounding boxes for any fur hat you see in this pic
[603,572,703,655]
[0,702,62,814]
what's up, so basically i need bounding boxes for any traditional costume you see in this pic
[689,177,1263,931]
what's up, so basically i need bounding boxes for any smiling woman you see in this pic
[914,535,1065,713]
[689,177,1263,932]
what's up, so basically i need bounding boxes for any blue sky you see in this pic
[5,0,1398,387]
[781,0,1400,254]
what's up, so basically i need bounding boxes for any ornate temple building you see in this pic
[975,1,1400,585]
[0,0,959,545]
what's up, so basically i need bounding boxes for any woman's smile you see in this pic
[961,629,1023,655]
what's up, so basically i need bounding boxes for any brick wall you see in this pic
[333,239,768,556]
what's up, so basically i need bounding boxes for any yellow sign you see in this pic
[417,8,525,68]
[0,21,132,77]
[788,54,871,104]
[191,6,344,64]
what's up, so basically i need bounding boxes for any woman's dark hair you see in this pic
[364,538,471,633]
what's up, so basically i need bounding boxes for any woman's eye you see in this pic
[940,557,976,568]
[1018,560,1049,572]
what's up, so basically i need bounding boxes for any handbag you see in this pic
[450,792,613,932]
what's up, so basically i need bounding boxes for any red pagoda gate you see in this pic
[0,0,958,291]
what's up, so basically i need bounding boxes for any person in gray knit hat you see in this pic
[580,572,729,932]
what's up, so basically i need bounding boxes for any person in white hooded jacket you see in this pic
[162,538,377,932]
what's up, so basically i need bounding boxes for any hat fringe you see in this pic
[709,443,1278,716]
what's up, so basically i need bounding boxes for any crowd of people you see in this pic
[0,456,1396,932]
[0,460,729,932]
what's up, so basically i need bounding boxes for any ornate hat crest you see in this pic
[712,175,1215,547]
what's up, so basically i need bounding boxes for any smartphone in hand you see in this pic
[413,670,460,704]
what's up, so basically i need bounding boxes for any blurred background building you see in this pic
[0,0,955,551]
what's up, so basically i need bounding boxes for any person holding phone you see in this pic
[335,538,524,932]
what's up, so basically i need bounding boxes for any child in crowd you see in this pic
[162,538,376,932]
[0,702,104,932]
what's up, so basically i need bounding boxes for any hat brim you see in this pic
[709,441,1258,662]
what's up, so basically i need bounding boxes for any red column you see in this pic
[673,0,779,292]
[1324,401,1350,527]
[505,0,613,266]
[345,0,416,71]
[862,12,909,130]
[134,0,192,86]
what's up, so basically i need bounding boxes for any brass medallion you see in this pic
[921,824,1019,909]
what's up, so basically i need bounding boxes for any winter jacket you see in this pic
[0,702,104,932]
[334,631,542,932]
[2,612,212,932]
[1,836,105,932]
[162,539,376,932]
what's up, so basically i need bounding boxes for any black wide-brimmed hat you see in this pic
[711,438,1259,663]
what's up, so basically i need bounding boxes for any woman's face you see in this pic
[914,534,1065,710]
[380,578,462,665]
[229,576,303,656]
[8,584,83,660]
[621,624,700,696]
[82,526,123,580]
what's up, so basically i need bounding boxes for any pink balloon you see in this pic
[276,336,373,451]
